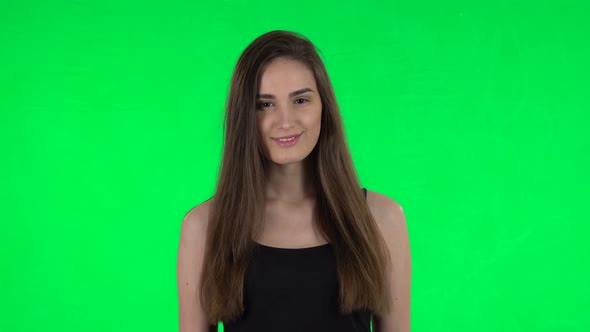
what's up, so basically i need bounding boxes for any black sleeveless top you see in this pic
[209,188,374,332]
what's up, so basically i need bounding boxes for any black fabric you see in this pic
[211,187,372,332]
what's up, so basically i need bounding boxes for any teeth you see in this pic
[279,137,295,142]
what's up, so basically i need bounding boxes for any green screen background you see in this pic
[1,1,588,331]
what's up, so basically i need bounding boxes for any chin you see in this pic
[269,153,308,165]
[270,158,303,165]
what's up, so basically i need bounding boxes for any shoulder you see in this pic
[365,189,410,268]
[181,198,213,236]
[178,198,214,260]
[365,189,406,232]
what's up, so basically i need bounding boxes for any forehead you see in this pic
[258,58,317,94]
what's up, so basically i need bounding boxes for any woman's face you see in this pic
[256,57,322,165]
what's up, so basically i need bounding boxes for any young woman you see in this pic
[177,30,411,332]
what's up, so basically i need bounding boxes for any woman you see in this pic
[177,30,411,332]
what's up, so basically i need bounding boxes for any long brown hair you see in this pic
[199,30,392,325]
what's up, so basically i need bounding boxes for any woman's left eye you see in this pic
[295,98,308,104]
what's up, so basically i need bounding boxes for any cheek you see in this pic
[256,115,267,133]
[257,116,274,144]
[307,108,322,130]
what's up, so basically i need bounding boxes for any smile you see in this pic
[272,133,302,147]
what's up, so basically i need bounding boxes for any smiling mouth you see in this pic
[272,133,302,147]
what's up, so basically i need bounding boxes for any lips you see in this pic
[272,133,302,147]
[274,133,301,140]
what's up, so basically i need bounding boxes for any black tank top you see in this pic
[209,188,373,332]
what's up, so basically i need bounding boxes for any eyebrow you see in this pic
[256,88,314,99]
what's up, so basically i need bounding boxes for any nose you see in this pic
[276,104,293,129]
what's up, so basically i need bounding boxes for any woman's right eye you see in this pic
[257,102,273,109]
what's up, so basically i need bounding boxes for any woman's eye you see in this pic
[257,102,273,109]
[295,98,308,104]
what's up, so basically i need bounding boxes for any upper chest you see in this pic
[254,191,384,248]
[256,199,325,247]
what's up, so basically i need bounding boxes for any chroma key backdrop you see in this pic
[1,1,588,331]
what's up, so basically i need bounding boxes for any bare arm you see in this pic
[368,191,412,332]
[177,203,212,332]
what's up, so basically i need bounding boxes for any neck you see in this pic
[265,159,315,203]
